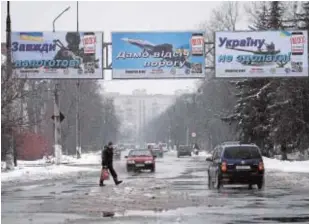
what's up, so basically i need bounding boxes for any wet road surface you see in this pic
[2,152,309,224]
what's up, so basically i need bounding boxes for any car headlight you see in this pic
[127,160,135,164]
[145,160,153,164]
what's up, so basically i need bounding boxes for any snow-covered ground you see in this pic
[1,152,102,183]
[263,156,309,173]
[1,165,97,183]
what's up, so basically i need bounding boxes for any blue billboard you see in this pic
[112,31,205,79]
[11,31,103,79]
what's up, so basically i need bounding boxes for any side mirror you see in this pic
[124,156,128,158]
[206,157,213,162]
[153,155,157,158]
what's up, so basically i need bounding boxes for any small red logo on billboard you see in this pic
[44,68,58,73]
[250,68,264,73]
[83,34,96,54]
[191,34,204,56]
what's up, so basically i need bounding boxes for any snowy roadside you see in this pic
[263,157,309,173]
[1,165,98,183]
[1,152,102,184]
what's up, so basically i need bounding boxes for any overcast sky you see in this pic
[1,1,248,94]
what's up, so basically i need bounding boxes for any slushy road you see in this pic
[2,152,309,224]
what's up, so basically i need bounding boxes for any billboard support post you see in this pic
[5,1,15,170]
[76,1,81,159]
[52,6,70,165]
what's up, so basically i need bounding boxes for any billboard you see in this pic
[11,31,103,79]
[112,31,205,79]
[215,30,308,78]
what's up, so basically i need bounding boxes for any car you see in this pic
[125,149,156,172]
[151,147,164,158]
[206,142,265,189]
[177,145,192,157]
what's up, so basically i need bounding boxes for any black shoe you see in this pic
[115,180,123,185]
[99,181,105,187]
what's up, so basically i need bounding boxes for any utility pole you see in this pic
[5,1,14,170]
[52,6,70,164]
[76,1,81,158]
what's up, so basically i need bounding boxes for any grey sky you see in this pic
[1,1,247,94]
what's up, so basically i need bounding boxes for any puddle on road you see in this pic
[61,190,78,194]
[256,216,309,223]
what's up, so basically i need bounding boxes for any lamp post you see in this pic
[52,6,70,164]
[52,6,70,32]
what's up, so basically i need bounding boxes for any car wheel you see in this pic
[214,173,221,189]
[257,178,264,190]
[126,166,131,172]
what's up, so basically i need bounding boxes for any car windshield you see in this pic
[129,150,152,157]
[223,146,261,159]
[179,146,190,151]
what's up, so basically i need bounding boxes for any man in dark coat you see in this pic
[100,141,123,186]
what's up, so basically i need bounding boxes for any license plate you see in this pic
[236,166,251,170]
[136,164,144,167]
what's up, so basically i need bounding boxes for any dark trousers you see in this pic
[107,164,118,180]
[101,164,117,182]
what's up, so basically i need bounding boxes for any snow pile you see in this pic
[61,152,101,165]
[165,150,177,156]
[1,165,98,183]
[17,158,49,166]
[263,156,309,173]
[191,150,212,158]
[1,152,102,183]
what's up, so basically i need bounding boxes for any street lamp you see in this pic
[52,6,70,165]
[53,6,70,32]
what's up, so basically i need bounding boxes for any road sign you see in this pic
[191,132,196,138]
[51,112,65,123]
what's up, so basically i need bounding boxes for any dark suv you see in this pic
[206,142,265,189]
[177,145,192,157]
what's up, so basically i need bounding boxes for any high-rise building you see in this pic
[105,89,176,143]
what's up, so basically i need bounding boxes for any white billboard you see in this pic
[215,30,308,78]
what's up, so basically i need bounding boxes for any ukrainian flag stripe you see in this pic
[20,32,43,41]
[280,31,291,37]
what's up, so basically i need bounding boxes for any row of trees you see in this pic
[2,54,120,167]
[145,1,309,159]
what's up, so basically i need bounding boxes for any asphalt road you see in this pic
[2,152,309,224]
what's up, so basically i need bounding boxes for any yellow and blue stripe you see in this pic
[280,31,292,37]
[20,32,43,41]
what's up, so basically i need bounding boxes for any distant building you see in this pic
[105,89,176,143]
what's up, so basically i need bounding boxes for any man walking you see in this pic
[100,141,123,186]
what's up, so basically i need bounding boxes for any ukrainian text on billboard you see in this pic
[112,31,205,79]
[215,30,308,78]
[11,32,103,79]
